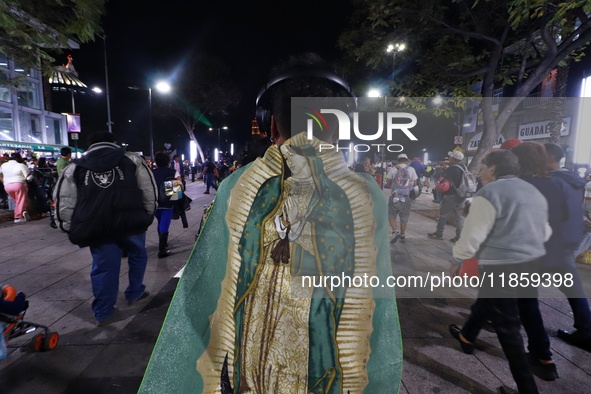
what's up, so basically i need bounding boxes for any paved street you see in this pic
[1,180,591,393]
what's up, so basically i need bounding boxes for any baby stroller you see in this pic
[1,285,59,359]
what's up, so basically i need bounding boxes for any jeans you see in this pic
[435,194,465,237]
[89,232,148,322]
[204,173,217,192]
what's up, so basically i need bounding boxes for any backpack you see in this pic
[453,164,477,198]
[392,166,412,196]
[434,176,450,193]
[159,177,183,205]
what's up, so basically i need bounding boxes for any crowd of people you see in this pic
[0,148,68,222]
[4,54,591,394]
[347,138,591,393]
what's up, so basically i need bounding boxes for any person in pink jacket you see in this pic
[0,153,30,223]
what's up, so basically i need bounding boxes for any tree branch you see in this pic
[540,18,558,56]
[427,14,501,46]
[517,30,534,84]
[445,67,491,79]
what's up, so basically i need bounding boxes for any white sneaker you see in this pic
[391,231,401,244]
[23,211,30,221]
[14,218,23,223]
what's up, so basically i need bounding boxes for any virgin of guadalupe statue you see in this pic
[140,132,402,393]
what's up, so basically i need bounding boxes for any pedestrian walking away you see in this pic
[152,152,182,258]
[449,149,551,394]
[544,142,591,351]
[54,131,158,326]
[386,153,418,243]
[201,156,217,194]
[0,153,30,223]
[141,53,402,394]
[428,150,470,243]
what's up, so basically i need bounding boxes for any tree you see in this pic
[339,0,591,170]
[156,53,240,162]
[0,0,106,72]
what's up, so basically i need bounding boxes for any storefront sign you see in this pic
[0,141,81,152]
[518,117,570,141]
[467,132,505,152]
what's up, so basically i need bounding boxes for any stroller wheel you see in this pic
[42,331,59,351]
[30,333,45,352]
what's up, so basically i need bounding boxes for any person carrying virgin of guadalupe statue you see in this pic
[140,54,402,394]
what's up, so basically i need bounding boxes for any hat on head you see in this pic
[397,153,408,160]
[448,151,465,161]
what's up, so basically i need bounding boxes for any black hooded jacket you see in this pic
[55,142,157,247]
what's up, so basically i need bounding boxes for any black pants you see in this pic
[461,265,538,394]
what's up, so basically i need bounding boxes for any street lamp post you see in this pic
[386,42,406,71]
[148,87,153,161]
[98,34,113,133]
[367,89,387,189]
[209,126,228,154]
[128,81,171,162]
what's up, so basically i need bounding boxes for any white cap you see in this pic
[397,153,408,160]
[448,151,464,160]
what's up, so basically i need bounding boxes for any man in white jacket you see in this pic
[449,150,551,394]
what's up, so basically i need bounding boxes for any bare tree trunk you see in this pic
[188,129,205,163]
[547,66,570,143]
[548,16,575,143]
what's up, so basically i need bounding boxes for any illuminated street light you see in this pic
[385,42,406,73]
[386,43,406,53]
[209,126,229,152]
[367,89,382,98]
[92,87,102,94]
[155,81,171,93]
[128,80,172,161]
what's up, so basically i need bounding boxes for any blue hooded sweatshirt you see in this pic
[551,169,586,249]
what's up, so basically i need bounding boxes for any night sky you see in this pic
[49,0,455,161]
[50,0,351,155]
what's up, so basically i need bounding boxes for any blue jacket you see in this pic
[551,169,586,249]
[409,161,424,178]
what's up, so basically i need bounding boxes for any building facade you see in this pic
[0,53,71,157]
[460,70,581,169]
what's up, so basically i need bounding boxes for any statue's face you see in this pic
[280,144,311,179]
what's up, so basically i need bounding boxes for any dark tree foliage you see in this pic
[0,0,106,72]
[339,0,591,169]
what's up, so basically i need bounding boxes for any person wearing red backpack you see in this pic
[428,151,468,243]
[386,153,418,243]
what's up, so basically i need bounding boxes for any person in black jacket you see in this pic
[152,152,180,258]
[54,131,157,326]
